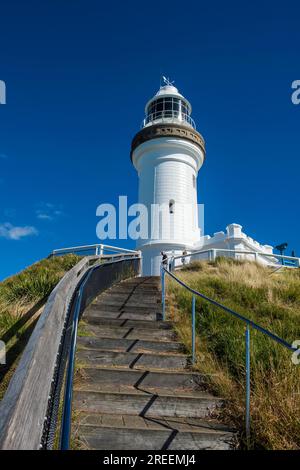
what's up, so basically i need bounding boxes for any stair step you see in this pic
[77,349,187,370]
[105,288,159,295]
[90,302,160,311]
[78,324,177,341]
[77,337,184,355]
[73,389,223,418]
[73,275,234,451]
[81,317,173,329]
[79,413,232,432]
[74,367,209,392]
[76,414,234,450]
[120,277,159,284]
[85,310,161,322]
[87,303,161,312]
[98,293,160,303]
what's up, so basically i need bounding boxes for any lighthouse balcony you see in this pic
[142,111,196,130]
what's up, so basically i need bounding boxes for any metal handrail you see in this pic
[60,267,94,450]
[161,265,297,446]
[60,255,141,449]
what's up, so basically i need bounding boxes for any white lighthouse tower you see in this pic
[131,79,206,275]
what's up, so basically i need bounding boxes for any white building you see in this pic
[131,81,298,275]
[177,223,278,267]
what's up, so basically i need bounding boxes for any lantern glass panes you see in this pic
[145,97,193,127]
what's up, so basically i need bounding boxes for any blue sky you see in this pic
[0,0,299,280]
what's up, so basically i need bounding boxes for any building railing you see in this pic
[142,111,196,129]
[160,265,297,447]
[170,248,300,269]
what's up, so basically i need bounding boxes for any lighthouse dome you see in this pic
[143,84,195,129]
[154,85,182,98]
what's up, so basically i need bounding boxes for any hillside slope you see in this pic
[0,254,80,400]
[167,258,300,449]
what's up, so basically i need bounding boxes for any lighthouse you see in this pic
[130,79,206,275]
[128,79,290,274]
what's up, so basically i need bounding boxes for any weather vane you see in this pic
[161,75,175,87]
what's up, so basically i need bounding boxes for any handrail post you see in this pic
[192,295,196,364]
[245,323,251,448]
[161,266,166,321]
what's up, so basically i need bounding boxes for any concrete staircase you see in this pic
[73,276,235,450]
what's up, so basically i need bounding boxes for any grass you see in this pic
[0,254,81,306]
[167,257,300,450]
[77,320,94,337]
[0,254,81,400]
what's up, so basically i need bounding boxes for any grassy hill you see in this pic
[167,258,300,450]
[0,254,81,400]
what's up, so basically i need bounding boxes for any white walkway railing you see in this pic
[170,248,300,269]
[51,244,140,258]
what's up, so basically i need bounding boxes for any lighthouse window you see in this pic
[147,98,189,115]
[181,104,188,115]
[169,200,175,214]
[193,175,196,188]
[145,97,193,127]
[156,101,163,111]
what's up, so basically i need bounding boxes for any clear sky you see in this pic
[0,0,299,280]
